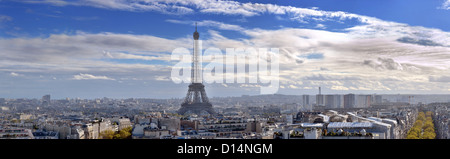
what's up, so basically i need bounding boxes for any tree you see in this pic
[407,111,436,139]
[119,129,131,139]
[425,111,432,117]
[99,130,115,139]
[113,134,121,139]
[417,112,425,121]
[406,134,419,139]
[413,120,423,128]
[422,131,435,139]
[423,121,434,130]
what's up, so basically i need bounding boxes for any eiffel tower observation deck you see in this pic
[178,23,216,116]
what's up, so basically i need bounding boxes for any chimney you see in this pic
[319,87,321,95]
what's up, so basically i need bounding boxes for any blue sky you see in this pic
[0,0,449,99]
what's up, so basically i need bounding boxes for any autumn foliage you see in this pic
[406,111,436,139]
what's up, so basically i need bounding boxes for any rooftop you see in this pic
[327,122,373,129]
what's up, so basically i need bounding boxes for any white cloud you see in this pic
[5,0,450,95]
[10,72,21,77]
[0,31,189,65]
[22,0,71,6]
[103,51,171,61]
[440,0,450,9]
[331,85,349,91]
[2,22,449,93]
[0,15,12,22]
[154,75,170,81]
[315,24,326,29]
[166,19,244,31]
[18,0,385,25]
[73,73,115,80]
[288,85,298,89]
[199,22,450,93]
[23,0,194,15]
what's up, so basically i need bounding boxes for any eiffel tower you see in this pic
[178,23,216,115]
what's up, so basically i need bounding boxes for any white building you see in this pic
[0,128,34,139]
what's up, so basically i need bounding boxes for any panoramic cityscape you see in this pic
[0,92,449,139]
[1,0,450,140]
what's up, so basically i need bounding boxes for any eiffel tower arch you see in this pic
[178,23,216,116]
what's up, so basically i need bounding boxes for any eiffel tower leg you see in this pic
[179,83,216,116]
[178,107,187,115]
[206,108,216,116]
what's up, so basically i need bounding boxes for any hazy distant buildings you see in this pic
[302,95,310,111]
[375,95,382,104]
[0,98,5,105]
[325,95,342,109]
[302,95,310,106]
[316,87,324,107]
[356,95,372,108]
[325,95,334,108]
[344,94,356,109]
[41,94,51,106]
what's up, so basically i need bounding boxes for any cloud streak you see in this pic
[166,19,244,31]
[3,0,450,97]
[73,73,115,80]
[18,0,386,25]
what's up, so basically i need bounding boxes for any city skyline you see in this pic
[1,0,450,99]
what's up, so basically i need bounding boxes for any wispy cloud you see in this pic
[18,0,383,25]
[4,0,450,95]
[10,72,22,77]
[429,75,450,82]
[72,16,99,21]
[0,15,12,22]
[22,0,71,6]
[315,24,326,29]
[73,73,115,80]
[22,0,194,15]
[102,51,171,61]
[166,19,244,31]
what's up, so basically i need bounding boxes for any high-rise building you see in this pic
[343,94,355,109]
[375,95,382,104]
[356,95,372,108]
[42,94,50,106]
[0,98,5,105]
[325,95,342,109]
[316,87,324,107]
[302,95,310,110]
[325,95,334,108]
